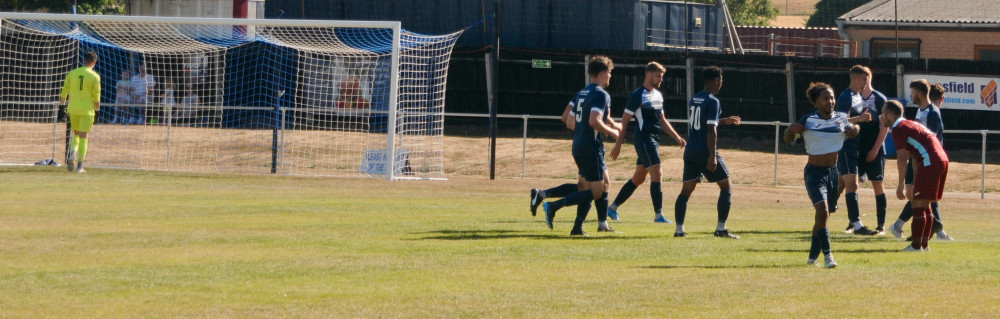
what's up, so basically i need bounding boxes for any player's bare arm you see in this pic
[589,110,619,141]
[846,123,860,138]
[610,112,634,160]
[659,113,685,147]
[849,109,872,124]
[867,125,889,162]
[895,148,909,199]
[719,116,741,125]
[561,103,575,130]
[783,123,805,144]
[706,124,718,171]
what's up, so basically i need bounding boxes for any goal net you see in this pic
[0,13,462,180]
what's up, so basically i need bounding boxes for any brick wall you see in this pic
[844,27,1000,60]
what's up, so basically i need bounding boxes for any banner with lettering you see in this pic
[903,73,1000,111]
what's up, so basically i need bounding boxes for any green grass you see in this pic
[2,166,999,318]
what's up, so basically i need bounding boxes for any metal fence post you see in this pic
[785,62,795,123]
[774,121,780,186]
[522,114,528,178]
[983,130,988,199]
[686,57,694,110]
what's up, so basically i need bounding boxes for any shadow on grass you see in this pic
[746,248,902,254]
[640,264,802,270]
[412,229,659,241]
[734,230,810,235]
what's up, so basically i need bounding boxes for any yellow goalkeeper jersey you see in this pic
[60,66,102,115]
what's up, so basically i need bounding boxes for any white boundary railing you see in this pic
[448,112,997,199]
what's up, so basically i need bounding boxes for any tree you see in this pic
[806,0,872,27]
[0,0,125,15]
[726,0,780,27]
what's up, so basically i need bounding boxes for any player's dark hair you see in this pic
[849,65,871,77]
[884,100,904,117]
[702,66,722,83]
[587,55,613,78]
[646,62,666,73]
[805,82,833,103]
[929,83,945,102]
[909,79,930,95]
[83,52,98,65]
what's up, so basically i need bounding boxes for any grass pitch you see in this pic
[2,165,999,318]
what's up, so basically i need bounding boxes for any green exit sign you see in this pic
[532,59,551,69]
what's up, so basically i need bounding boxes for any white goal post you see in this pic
[0,12,462,180]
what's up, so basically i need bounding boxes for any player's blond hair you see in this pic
[645,62,666,73]
[849,65,871,77]
[910,79,931,95]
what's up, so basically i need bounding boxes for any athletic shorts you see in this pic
[574,149,607,182]
[69,113,95,133]
[682,153,729,183]
[634,134,661,168]
[913,161,948,201]
[905,158,914,185]
[804,164,839,213]
[837,143,885,181]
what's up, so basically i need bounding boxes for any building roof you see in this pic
[839,0,1000,25]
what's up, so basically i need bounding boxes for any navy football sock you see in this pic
[931,202,943,230]
[611,180,638,209]
[596,192,609,222]
[876,193,887,227]
[846,192,860,224]
[809,233,821,260]
[572,197,593,232]
[717,190,732,223]
[820,228,831,255]
[550,190,593,212]
[544,183,578,199]
[898,200,913,222]
[674,194,690,226]
[650,182,663,215]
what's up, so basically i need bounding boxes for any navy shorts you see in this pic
[682,154,729,183]
[574,149,607,182]
[804,164,839,213]
[838,143,885,181]
[634,134,661,168]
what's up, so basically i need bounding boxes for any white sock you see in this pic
[610,203,619,211]
[676,224,685,233]
[894,219,905,228]
[853,221,864,230]
[654,212,663,219]
[717,222,727,231]
[599,220,608,228]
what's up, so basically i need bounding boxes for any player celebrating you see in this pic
[889,81,953,240]
[59,51,101,173]
[607,62,686,223]
[784,82,860,268]
[672,66,741,239]
[541,56,621,236]
[882,100,948,251]
[836,65,887,236]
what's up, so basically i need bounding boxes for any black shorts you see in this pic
[838,143,885,181]
[682,154,729,183]
[805,164,839,213]
[634,134,661,168]
[574,149,607,182]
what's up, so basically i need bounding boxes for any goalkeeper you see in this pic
[59,51,101,173]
